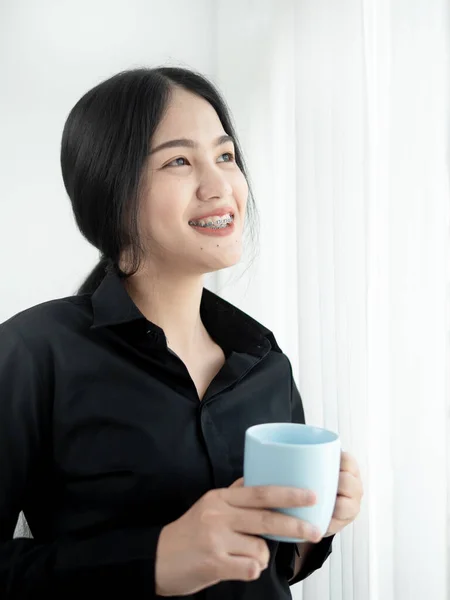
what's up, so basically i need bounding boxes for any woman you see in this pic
[0,67,363,598]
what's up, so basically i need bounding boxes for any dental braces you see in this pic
[189,216,233,229]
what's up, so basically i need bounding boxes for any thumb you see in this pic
[229,476,244,488]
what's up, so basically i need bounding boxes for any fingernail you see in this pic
[309,526,322,540]
[306,491,317,504]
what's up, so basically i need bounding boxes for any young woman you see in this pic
[0,67,363,599]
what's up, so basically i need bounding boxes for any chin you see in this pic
[202,250,243,273]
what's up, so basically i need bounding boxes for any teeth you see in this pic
[189,213,234,229]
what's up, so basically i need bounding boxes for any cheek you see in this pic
[234,174,249,215]
[141,186,183,232]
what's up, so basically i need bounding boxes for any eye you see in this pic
[163,152,235,169]
[165,157,190,168]
[218,152,235,163]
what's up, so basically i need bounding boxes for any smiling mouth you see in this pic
[188,213,234,230]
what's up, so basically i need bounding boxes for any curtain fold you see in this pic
[214,1,449,598]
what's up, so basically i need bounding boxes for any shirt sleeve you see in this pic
[280,536,334,585]
[284,362,334,584]
[0,322,164,599]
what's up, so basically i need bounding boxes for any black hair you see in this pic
[59,67,258,295]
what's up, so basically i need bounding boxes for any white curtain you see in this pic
[213,1,449,599]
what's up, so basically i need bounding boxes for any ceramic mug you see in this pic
[243,422,341,543]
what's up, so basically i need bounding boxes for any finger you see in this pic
[217,554,266,583]
[222,485,316,510]
[340,452,360,477]
[226,531,271,569]
[337,471,363,499]
[229,477,244,488]
[230,506,322,542]
[332,496,359,521]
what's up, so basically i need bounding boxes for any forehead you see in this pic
[153,87,225,142]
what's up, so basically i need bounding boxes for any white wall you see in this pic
[0,0,216,322]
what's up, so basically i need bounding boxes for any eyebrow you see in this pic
[149,134,234,155]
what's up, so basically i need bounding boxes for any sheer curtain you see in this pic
[213,1,449,599]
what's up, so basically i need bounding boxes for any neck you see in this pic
[124,266,208,356]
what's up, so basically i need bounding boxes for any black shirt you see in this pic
[0,270,332,599]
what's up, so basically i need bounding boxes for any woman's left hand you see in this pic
[324,451,363,537]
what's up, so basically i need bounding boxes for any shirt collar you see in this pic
[90,270,281,356]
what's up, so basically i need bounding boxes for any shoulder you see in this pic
[0,295,92,353]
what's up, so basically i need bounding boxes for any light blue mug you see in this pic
[243,422,341,543]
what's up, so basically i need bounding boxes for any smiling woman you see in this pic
[0,67,346,600]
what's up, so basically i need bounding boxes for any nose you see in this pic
[196,166,233,202]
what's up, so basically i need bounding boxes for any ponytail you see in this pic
[77,257,111,295]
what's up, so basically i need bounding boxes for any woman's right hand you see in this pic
[154,478,320,596]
